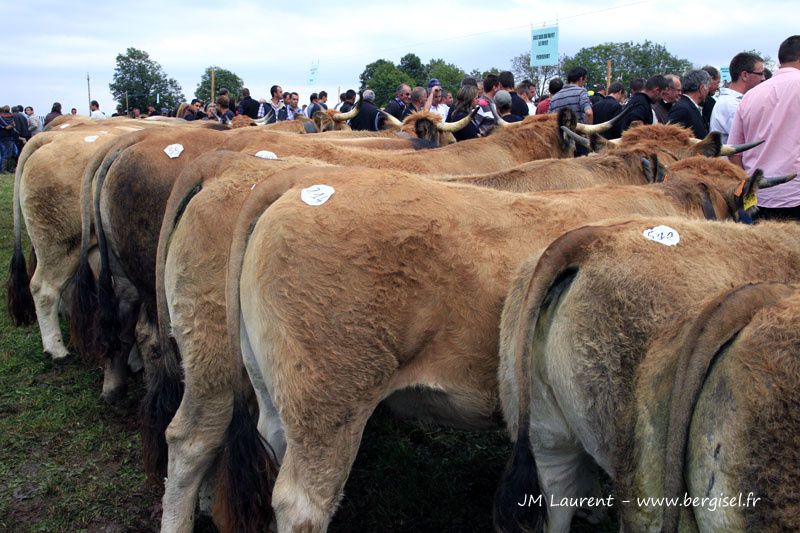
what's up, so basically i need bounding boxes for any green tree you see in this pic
[510,52,562,98]
[425,58,465,95]
[398,53,427,88]
[561,40,691,89]
[359,59,396,90]
[109,47,184,113]
[194,66,244,103]
[467,67,502,84]
[368,62,413,108]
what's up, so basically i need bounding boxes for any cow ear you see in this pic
[629,120,644,129]
[642,154,667,183]
[556,108,578,152]
[696,182,718,220]
[692,131,723,157]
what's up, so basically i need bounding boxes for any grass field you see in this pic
[0,169,611,532]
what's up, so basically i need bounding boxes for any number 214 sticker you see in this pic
[301,184,335,206]
[643,225,680,246]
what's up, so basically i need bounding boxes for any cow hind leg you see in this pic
[100,297,139,403]
[161,389,233,533]
[29,254,75,360]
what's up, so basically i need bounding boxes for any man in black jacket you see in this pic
[236,88,260,119]
[617,75,667,133]
[668,70,711,138]
[499,71,529,118]
[591,82,626,139]
[349,90,384,131]
[384,84,410,121]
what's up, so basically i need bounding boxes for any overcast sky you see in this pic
[4,0,794,116]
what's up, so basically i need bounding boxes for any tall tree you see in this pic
[367,62,413,107]
[195,66,244,103]
[561,40,691,89]
[425,58,465,95]
[398,53,427,88]
[359,59,396,91]
[510,52,562,98]
[109,48,184,113]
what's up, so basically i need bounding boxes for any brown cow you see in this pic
[151,151,731,531]
[494,218,800,532]
[657,283,800,532]
[6,122,157,359]
[219,158,769,531]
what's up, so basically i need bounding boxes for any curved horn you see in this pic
[333,105,359,121]
[560,126,591,150]
[575,103,632,134]
[437,106,478,132]
[487,101,510,128]
[380,110,403,127]
[719,139,765,156]
[757,173,797,189]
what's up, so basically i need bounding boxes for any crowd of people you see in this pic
[3,35,796,216]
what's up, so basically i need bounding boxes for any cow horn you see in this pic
[437,106,477,132]
[487,101,510,128]
[575,104,631,134]
[719,139,765,156]
[381,111,403,127]
[560,126,591,150]
[757,173,797,188]
[333,106,359,121]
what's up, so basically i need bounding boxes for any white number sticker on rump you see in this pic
[301,184,335,206]
[164,144,184,159]
[643,225,680,246]
[84,135,99,143]
[255,150,278,160]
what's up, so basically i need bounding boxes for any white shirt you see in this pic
[709,87,743,144]
[90,110,106,119]
[429,103,449,122]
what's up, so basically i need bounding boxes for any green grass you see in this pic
[0,170,613,532]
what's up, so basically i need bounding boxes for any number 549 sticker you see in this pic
[643,225,680,246]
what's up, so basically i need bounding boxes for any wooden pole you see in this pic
[606,60,612,91]
[210,68,216,103]
[87,73,91,114]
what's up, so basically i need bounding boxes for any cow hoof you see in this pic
[47,351,72,364]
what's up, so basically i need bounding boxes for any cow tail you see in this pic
[660,282,793,533]
[212,174,300,533]
[92,135,144,363]
[69,137,134,360]
[494,224,611,533]
[6,134,50,326]
[140,163,210,482]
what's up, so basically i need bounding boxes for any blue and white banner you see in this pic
[531,26,559,67]
[307,60,319,85]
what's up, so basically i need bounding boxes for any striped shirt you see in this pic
[548,84,592,123]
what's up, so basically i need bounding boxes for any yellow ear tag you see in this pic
[743,192,757,210]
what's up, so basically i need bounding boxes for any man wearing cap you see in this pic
[384,84,411,121]
[349,90,385,131]
[425,78,449,122]
[494,90,523,122]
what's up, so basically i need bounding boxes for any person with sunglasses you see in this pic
[709,52,765,143]
[729,35,800,220]
[384,83,411,121]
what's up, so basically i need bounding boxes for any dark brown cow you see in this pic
[494,218,800,532]
[219,157,767,532]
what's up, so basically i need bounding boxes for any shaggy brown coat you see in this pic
[494,218,800,532]
[223,159,758,532]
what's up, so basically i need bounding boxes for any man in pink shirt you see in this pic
[729,35,800,220]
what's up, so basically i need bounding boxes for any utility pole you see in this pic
[606,60,612,91]
[210,68,216,102]
[87,73,92,114]
[125,91,129,114]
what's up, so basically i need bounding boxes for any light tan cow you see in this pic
[494,219,800,533]
[220,158,768,532]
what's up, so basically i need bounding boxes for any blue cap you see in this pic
[428,78,441,89]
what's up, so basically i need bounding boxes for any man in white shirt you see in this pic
[89,100,106,119]
[425,78,449,122]
[709,52,764,143]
